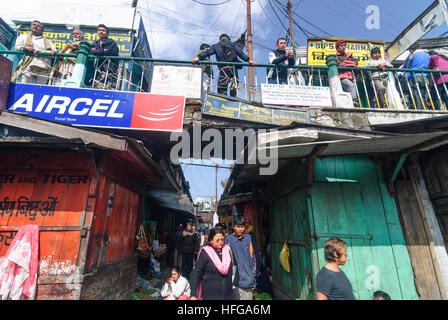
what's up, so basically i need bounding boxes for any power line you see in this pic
[266,0,289,36]
[192,0,232,5]
[181,163,234,169]
[271,0,331,37]
[257,0,288,34]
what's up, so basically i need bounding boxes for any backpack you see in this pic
[218,40,237,62]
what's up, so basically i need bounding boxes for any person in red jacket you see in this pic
[335,40,359,107]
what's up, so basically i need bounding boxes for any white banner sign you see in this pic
[150,65,202,99]
[261,84,333,107]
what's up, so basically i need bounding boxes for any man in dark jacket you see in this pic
[225,217,260,300]
[191,34,256,97]
[178,223,199,279]
[90,24,119,86]
[268,38,295,84]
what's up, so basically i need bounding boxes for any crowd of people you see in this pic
[160,217,261,301]
[160,219,392,300]
[10,20,448,110]
[12,20,119,87]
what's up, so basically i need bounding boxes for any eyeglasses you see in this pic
[213,238,225,243]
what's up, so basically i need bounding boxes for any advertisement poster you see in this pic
[307,37,385,67]
[7,83,185,132]
[150,64,202,100]
[202,93,309,126]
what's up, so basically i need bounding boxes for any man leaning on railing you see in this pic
[191,34,256,98]
[267,38,295,85]
[51,29,84,86]
[364,47,393,109]
[89,24,119,89]
[12,20,57,84]
[335,39,359,107]
[404,43,430,110]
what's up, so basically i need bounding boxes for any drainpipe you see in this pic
[62,41,91,88]
[326,54,354,108]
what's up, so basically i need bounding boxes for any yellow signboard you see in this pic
[307,38,385,67]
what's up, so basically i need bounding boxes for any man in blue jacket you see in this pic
[192,34,256,97]
[225,217,260,300]
[403,42,430,110]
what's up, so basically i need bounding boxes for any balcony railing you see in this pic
[2,48,448,111]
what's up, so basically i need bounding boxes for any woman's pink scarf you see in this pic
[197,244,231,299]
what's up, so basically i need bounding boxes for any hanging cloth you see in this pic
[0,225,39,300]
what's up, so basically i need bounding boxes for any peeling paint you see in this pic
[39,257,76,276]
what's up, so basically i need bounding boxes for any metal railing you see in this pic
[338,65,448,111]
[2,49,448,111]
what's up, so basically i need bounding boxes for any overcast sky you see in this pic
[2,0,446,201]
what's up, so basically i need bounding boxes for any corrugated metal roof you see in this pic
[262,131,448,159]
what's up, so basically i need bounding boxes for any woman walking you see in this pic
[316,238,355,300]
[189,227,234,300]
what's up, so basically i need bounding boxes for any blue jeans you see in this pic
[409,75,429,110]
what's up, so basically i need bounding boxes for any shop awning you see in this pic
[259,130,448,159]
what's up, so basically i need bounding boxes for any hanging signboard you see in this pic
[150,64,202,100]
[0,56,12,111]
[133,19,153,85]
[261,83,333,107]
[307,37,385,67]
[202,93,309,125]
[0,17,15,50]
[6,83,185,132]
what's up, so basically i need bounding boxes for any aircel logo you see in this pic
[8,94,125,118]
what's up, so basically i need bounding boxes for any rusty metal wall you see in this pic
[0,151,91,300]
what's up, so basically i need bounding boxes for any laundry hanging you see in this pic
[0,225,39,300]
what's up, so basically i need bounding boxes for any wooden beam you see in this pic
[401,134,448,154]
[0,111,128,151]
[306,144,328,197]
[389,153,408,185]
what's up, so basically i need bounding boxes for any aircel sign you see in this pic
[6,83,185,132]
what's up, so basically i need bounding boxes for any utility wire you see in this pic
[257,0,289,34]
[271,0,332,37]
[192,0,232,5]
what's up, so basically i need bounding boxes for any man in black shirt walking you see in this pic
[316,238,355,300]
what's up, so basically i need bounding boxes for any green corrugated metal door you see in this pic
[309,181,418,300]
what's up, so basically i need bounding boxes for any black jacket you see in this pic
[197,39,250,66]
[189,246,234,300]
[89,38,119,56]
[268,49,295,82]
[178,231,199,254]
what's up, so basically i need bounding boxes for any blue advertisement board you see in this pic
[6,83,185,132]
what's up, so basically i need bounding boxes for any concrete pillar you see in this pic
[326,54,354,108]
[62,41,90,88]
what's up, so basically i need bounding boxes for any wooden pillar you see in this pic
[408,155,448,298]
